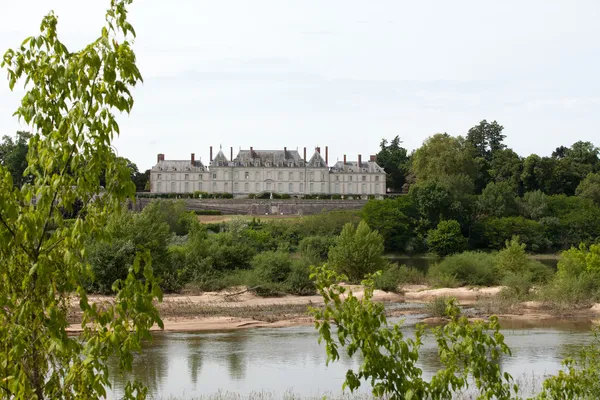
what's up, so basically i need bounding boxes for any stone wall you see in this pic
[134,198,367,215]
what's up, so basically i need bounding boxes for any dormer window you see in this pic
[289,162,294,167]
[265,162,271,167]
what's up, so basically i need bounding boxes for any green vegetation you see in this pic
[0,1,161,397]
[311,266,600,399]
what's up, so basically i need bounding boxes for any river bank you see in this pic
[67,284,600,333]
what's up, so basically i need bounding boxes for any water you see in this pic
[107,313,592,399]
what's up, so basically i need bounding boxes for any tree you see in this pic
[488,148,523,192]
[519,190,549,220]
[427,220,468,256]
[328,221,385,282]
[376,136,410,191]
[361,197,414,252]
[466,119,506,161]
[477,181,519,218]
[576,172,600,205]
[411,133,476,183]
[0,2,162,398]
[0,131,32,187]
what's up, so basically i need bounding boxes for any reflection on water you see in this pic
[107,313,593,399]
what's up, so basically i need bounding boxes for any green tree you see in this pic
[576,172,600,205]
[376,136,410,191]
[411,133,476,183]
[477,181,519,218]
[328,221,385,282]
[519,190,549,220]
[466,119,506,160]
[0,1,162,398]
[427,220,468,257]
[361,196,414,252]
[0,131,32,187]
[488,148,523,192]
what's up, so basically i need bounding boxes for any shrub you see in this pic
[286,261,316,295]
[193,210,222,215]
[427,220,468,257]
[428,251,498,287]
[250,251,292,283]
[298,235,335,263]
[374,264,425,292]
[328,221,385,282]
[426,296,456,318]
[473,216,548,252]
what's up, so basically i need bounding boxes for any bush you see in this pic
[193,210,222,215]
[473,216,548,252]
[298,235,335,263]
[426,296,456,318]
[428,251,498,287]
[286,261,316,295]
[427,220,468,257]
[374,264,425,293]
[250,251,292,283]
[328,221,385,282]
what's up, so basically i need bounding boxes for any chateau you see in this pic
[150,146,386,197]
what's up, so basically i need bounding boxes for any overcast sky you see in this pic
[1,1,599,170]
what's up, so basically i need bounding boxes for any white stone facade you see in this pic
[150,147,386,197]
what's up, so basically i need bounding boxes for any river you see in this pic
[107,311,592,399]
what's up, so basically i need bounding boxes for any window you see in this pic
[288,172,294,180]
[310,172,314,181]
[171,182,176,192]
[198,182,203,191]
[362,184,367,194]
[349,175,353,181]
[267,182,272,190]
[375,183,380,193]
[184,182,189,192]
[335,183,340,193]
[265,162,271,167]
[278,183,282,192]
[300,172,304,180]
[375,176,380,181]
[255,182,260,191]
[310,183,314,193]
[362,176,366,181]
[212,182,216,190]
[233,182,237,191]
[157,182,162,192]
[267,171,272,179]
[245,172,250,180]
[255,172,260,180]
[171,174,175,180]
[335,175,339,181]
[289,162,294,167]
[321,173,325,181]
[300,183,304,192]
[212,173,217,180]
[157,174,162,180]
[198,174,202,180]
[226,172,230,180]
[225,182,229,190]
[185,174,189,180]
[321,182,325,192]
[288,183,293,192]
[245,182,249,192]
[278,172,283,181]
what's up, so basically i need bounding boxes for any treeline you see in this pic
[370,120,600,254]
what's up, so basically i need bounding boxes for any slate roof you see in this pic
[330,160,385,173]
[229,149,312,168]
[152,160,207,172]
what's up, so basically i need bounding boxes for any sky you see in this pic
[1,0,599,170]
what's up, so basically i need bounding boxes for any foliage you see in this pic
[519,190,549,220]
[477,181,519,217]
[0,131,32,187]
[361,197,414,252]
[376,136,410,191]
[285,261,316,295]
[194,209,223,215]
[576,172,600,205]
[466,119,506,161]
[426,296,456,318]
[373,264,424,293]
[0,1,163,398]
[310,266,518,399]
[298,235,335,264]
[473,216,548,252]
[428,251,498,286]
[411,133,477,183]
[426,219,468,257]
[142,200,196,236]
[328,221,385,282]
[250,251,293,283]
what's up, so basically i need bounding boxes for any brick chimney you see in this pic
[303,147,307,162]
[191,153,195,165]
[370,155,377,162]
[358,154,362,167]
[316,146,321,154]
[210,146,213,162]
[343,154,347,165]
[157,153,164,163]
[230,146,233,160]
[250,146,253,157]
[325,146,328,165]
